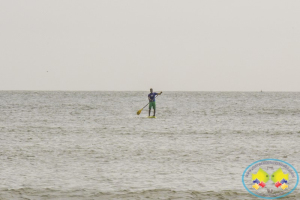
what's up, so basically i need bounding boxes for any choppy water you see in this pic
[0,91,300,200]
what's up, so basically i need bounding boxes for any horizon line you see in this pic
[0,90,299,92]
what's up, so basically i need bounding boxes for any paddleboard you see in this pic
[148,116,156,118]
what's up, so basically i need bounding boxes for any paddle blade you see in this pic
[137,109,143,115]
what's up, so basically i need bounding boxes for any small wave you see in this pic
[1,188,299,200]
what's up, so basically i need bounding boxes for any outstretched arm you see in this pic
[156,91,163,95]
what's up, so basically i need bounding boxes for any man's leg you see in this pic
[153,109,156,116]
[149,108,151,116]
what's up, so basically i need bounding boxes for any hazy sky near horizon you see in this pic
[1,0,299,91]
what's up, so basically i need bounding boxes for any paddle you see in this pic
[137,95,159,115]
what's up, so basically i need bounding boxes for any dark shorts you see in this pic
[149,102,156,109]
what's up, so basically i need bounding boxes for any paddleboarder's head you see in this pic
[150,88,153,93]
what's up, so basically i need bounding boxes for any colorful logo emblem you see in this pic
[242,159,299,199]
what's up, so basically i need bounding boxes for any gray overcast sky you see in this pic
[0,0,299,91]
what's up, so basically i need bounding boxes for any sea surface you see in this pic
[0,91,299,200]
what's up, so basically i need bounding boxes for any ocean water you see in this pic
[0,91,300,200]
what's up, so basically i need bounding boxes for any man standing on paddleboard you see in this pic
[148,88,162,117]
